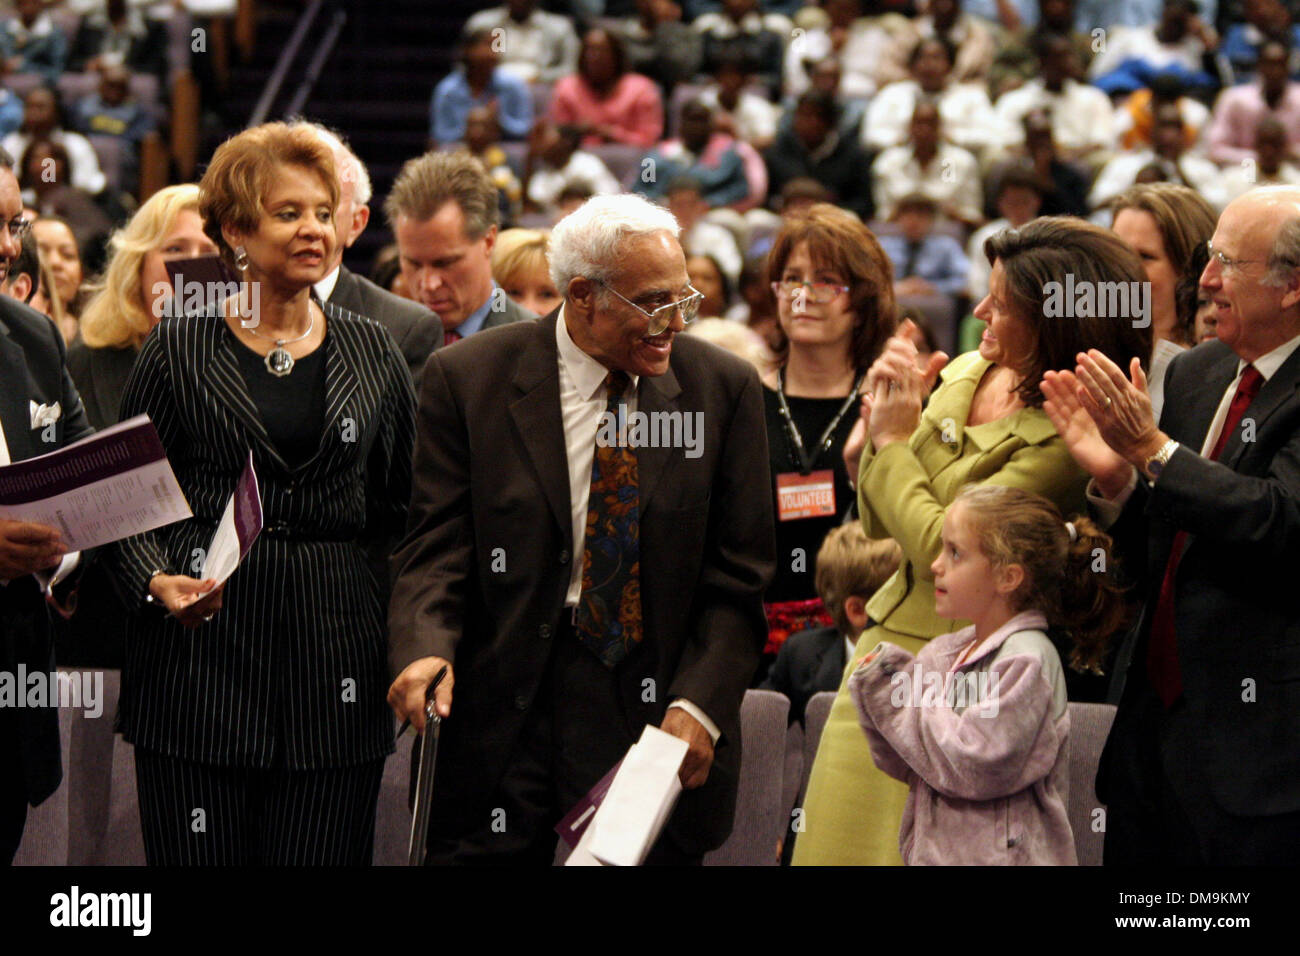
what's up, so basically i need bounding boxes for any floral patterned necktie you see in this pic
[575,371,642,667]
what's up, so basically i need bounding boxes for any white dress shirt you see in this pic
[555,310,720,741]
[862,79,999,154]
[995,78,1117,153]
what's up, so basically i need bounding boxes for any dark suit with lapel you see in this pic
[481,290,536,331]
[1097,338,1300,862]
[0,296,94,861]
[388,310,776,859]
[65,340,137,433]
[326,266,443,387]
[760,626,846,725]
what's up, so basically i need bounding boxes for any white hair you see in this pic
[548,193,680,294]
[299,121,372,206]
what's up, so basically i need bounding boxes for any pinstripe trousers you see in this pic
[134,750,385,866]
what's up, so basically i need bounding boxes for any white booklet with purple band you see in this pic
[199,451,262,584]
[0,414,190,550]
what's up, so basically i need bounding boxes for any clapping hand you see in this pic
[863,320,949,450]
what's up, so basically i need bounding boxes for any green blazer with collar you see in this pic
[856,350,1090,642]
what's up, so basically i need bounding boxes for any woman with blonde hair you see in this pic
[491,227,560,316]
[67,184,217,428]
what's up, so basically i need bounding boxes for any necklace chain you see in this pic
[246,308,316,346]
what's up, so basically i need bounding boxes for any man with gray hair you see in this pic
[385,149,534,345]
[297,122,443,384]
[387,193,775,864]
[1041,185,1300,863]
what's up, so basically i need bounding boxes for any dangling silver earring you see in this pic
[234,245,249,272]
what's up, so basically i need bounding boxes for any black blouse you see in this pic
[233,335,329,470]
[762,385,859,604]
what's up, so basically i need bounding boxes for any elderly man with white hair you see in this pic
[296,122,443,385]
[387,192,776,864]
[1041,185,1300,864]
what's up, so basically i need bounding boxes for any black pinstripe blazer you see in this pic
[109,302,416,769]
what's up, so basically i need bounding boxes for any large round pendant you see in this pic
[265,347,294,376]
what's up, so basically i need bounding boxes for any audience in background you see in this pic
[634,99,750,206]
[550,27,664,148]
[686,250,740,319]
[995,33,1116,161]
[862,34,999,155]
[20,138,112,274]
[698,50,779,151]
[1222,115,1300,198]
[871,101,983,228]
[0,0,67,85]
[693,0,791,96]
[685,314,773,371]
[463,0,581,84]
[967,167,1044,301]
[430,28,532,148]
[524,120,620,218]
[614,0,704,94]
[765,90,873,220]
[880,193,971,299]
[68,0,167,78]
[4,85,107,196]
[33,215,85,342]
[1207,39,1300,164]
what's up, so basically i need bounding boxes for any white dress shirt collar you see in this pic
[312,265,341,304]
[555,303,639,399]
[1242,330,1300,382]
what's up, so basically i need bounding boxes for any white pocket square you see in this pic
[30,400,62,429]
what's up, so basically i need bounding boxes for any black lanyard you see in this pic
[775,369,865,475]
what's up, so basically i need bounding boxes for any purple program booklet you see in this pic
[199,451,262,584]
[0,414,190,550]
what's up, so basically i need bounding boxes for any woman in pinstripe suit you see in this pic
[109,123,416,865]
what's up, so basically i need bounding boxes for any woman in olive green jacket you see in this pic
[793,218,1152,865]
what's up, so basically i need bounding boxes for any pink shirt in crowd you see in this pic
[549,72,664,149]
[1207,81,1300,165]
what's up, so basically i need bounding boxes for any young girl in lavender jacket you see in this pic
[849,484,1129,865]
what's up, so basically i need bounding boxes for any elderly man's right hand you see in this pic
[389,656,455,732]
[0,519,65,579]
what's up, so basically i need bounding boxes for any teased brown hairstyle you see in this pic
[198,121,338,261]
[1108,183,1217,346]
[767,203,898,373]
[984,216,1153,408]
[814,524,902,638]
[953,484,1133,673]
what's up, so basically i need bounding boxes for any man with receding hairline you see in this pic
[1042,185,1300,863]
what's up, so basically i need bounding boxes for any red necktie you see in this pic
[1147,364,1263,707]
[443,329,462,346]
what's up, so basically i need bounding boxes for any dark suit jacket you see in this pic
[326,266,443,388]
[481,291,536,331]
[1098,339,1300,817]
[109,303,416,768]
[0,296,94,805]
[760,626,846,725]
[65,339,136,432]
[388,310,776,853]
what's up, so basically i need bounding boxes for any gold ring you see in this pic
[1104,396,1113,409]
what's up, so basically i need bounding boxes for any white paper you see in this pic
[0,415,190,551]
[200,452,262,584]
[585,725,688,867]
